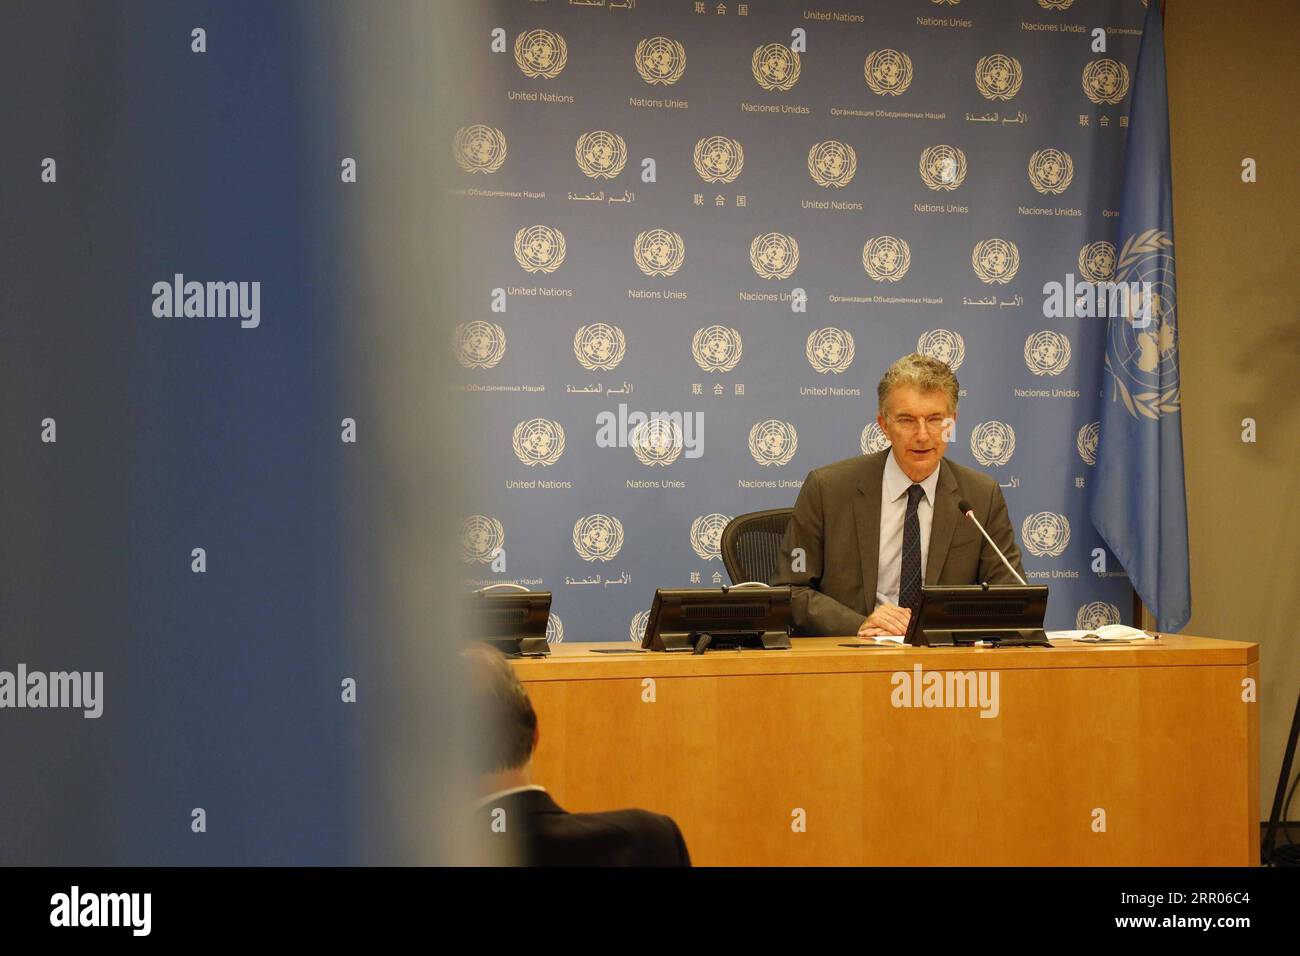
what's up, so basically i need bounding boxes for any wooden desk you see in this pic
[511,635,1259,866]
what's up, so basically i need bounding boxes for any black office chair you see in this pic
[720,508,794,586]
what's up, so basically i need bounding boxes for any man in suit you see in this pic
[466,644,691,866]
[775,353,1025,637]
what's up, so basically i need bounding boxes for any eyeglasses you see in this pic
[888,415,951,434]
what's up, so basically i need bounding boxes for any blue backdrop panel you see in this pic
[449,1,1145,639]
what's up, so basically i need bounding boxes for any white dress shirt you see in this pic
[874,451,941,609]
[474,784,547,810]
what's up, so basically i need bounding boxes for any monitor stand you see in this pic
[655,630,792,654]
[912,628,1050,648]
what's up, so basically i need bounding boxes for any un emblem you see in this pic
[453,125,507,174]
[693,136,745,184]
[454,321,507,370]
[512,418,566,467]
[808,140,857,188]
[573,323,626,371]
[805,328,856,374]
[1077,241,1117,282]
[633,229,686,277]
[545,612,564,645]
[690,514,731,561]
[970,421,1016,467]
[752,43,801,91]
[1082,58,1130,105]
[460,515,504,564]
[863,49,913,95]
[860,422,891,455]
[1076,421,1100,466]
[1039,0,1075,9]
[629,609,651,644]
[919,145,967,190]
[630,418,684,467]
[917,329,966,372]
[635,36,686,85]
[692,326,743,372]
[513,225,566,274]
[1021,512,1071,558]
[862,235,912,282]
[575,130,627,179]
[573,514,624,562]
[974,54,1024,101]
[749,420,798,467]
[972,238,1021,284]
[1107,229,1180,419]
[514,29,568,79]
[749,232,800,280]
[1024,330,1072,376]
[1076,602,1121,630]
[1028,148,1074,195]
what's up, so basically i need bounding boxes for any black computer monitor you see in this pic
[904,584,1050,647]
[642,586,792,653]
[469,588,552,657]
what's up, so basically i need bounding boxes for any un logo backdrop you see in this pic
[447,0,1146,638]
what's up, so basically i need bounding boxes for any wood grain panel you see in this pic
[515,636,1258,865]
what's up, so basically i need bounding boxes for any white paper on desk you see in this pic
[1047,625,1153,642]
[860,635,905,644]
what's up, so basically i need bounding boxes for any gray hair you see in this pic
[463,644,537,773]
[877,353,960,416]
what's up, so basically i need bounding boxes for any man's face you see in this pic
[878,384,955,482]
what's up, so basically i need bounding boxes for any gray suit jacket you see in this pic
[774,449,1026,636]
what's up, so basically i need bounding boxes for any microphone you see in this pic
[957,498,1027,586]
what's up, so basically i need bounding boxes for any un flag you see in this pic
[1090,0,1191,632]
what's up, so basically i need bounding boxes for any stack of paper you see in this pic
[1046,625,1156,642]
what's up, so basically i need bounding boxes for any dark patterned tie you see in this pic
[899,483,925,611]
